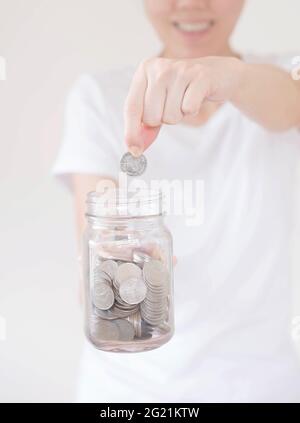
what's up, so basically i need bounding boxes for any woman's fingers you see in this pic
[181,76,210,116]
[143,75,167,127]
[124,62,165,156]
[140,72,168,151]
[162,75,189,124]
[124,58,212,155]
[124,63,148,156]
[140,124,162,151]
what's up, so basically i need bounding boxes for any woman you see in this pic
[53,0,300,402]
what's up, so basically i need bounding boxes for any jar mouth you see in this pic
[86,188,164,218]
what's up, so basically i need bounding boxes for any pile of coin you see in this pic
[141,260,169,326]
[89,251,170,343]
[90,315,135,342]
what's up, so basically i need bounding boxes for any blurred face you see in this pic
[144,0,245,58]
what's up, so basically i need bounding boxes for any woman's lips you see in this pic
[173,20,214,38]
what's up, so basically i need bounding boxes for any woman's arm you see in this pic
[124,56,300,155]
[232,62,300,132]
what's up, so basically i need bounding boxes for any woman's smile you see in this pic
[172,20,215,40]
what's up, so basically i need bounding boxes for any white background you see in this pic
[0,0,300,402]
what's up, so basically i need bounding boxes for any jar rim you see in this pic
[86,188,164,218]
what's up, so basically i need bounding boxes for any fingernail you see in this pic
[129,145,143,157]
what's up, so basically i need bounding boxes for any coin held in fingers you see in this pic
[120,152,147,176]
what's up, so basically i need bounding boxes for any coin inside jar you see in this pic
[114,319,135,341]
[119,277,147,305]
[132,250,152,266]
[98,259,118,280]
[93,283,115,310]
[143,259,169,287]
[115,262,142,287]
[90,317,120,341]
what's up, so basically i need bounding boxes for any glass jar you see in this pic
[82,188,174,353]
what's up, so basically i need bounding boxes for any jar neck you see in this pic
[86,214,165,231]
[86,189,164,220]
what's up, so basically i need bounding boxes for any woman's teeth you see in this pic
[174,21,213,33]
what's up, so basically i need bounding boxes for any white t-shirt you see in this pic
[53,53,300,402]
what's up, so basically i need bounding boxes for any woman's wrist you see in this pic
[227,57,247,104]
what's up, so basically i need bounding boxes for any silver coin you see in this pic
[142,299,168,312]
[132,250,152,266]
[141,317,164,327]
[140,325,153,339]
[111,306,139,318]
[94,267,111,278]
[149,286,166,294]
[140,310,166,320]
[93,307,120,320]
[127,311,153,339]
[143,259,169,287]
[112,277,120,290]
[114,297,137,310]
[94,306,137,320]
[142,305,168,315]
[114,292,130,306]
[142,296,168,307]
[140,281,169,327]
[90,317,120,341]
[127,311,141,338]
[94,277,112,290]
[120,152,147,177]
[93,268,112,286]
[115,262,142,285]
[113,302,139,312]
[144,296,168,309]
[93,282,110,295]
[145,298,167,310]
[140,306,163,317]
[98,260,118,280]
[114,319,135,341]
[93,283,115,310]
[144,296,167,306]
[97,250,133,262]
[115,297,137,309]
[140,313,167,326]
[119,277,147,305]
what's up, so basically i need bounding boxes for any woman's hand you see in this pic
[124,56,244,156]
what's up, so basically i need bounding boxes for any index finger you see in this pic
[124,63,148,157]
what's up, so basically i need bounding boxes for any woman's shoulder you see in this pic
[69,64,136,101]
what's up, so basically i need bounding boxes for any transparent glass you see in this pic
[82,189,174,353]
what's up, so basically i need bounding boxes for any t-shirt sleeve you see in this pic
[271,53,300,75]
[52,73,121,190]
[245,52,299,74]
